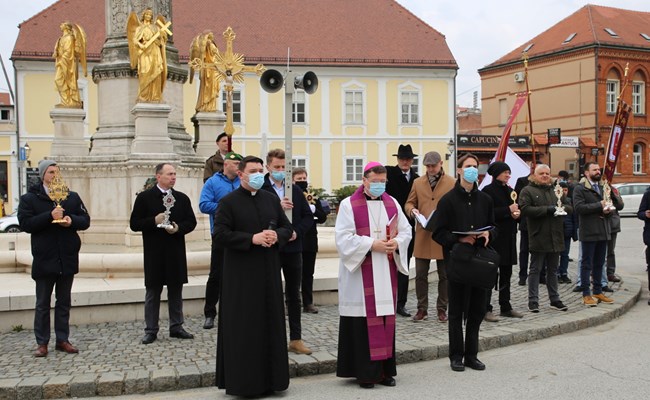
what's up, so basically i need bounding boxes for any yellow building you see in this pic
[10,0,457,204]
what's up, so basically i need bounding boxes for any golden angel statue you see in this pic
[189,31,221,112]
[52,22,87,108]
[127,8,171,103]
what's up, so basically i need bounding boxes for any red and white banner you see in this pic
[495,92,529,162]
[602,100,632,182]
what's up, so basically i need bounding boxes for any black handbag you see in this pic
[448,243,500,289]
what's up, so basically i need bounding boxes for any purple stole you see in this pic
[350,185,398,361]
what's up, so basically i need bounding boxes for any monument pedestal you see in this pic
[49,108,88,157]
[130,103,175,155]
[192,111,226,158]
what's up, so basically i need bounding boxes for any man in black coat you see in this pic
[432,153,496,372]
[481,162,524,321]
[637,186,650,305]
[385,144,419,317]
[130,163,197,344]
[261,149,314,355]
[292,167,329,314]
[18,160,90,357]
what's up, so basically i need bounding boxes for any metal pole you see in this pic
[284,77,293,222]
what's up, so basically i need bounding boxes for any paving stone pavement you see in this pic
[0,269,641,399]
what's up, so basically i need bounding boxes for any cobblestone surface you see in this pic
[0,268,640,399]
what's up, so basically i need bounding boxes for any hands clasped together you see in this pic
[372,238,398,254]
[253,229,279,248]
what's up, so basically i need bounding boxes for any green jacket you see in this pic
[519,178,573,253]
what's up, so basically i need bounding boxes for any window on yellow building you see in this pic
[222,90,242,123]
[499,99,507,126]
[0,161,7,202]
[292,90,306,123]
[345,158,364,182]
[606,80,619,114]
[401,91,419,124]
[292,157,307,169]
[0,109,10,121]
[632,81,645,115]
[345,91,364,124]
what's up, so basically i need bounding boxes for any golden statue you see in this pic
[189,27,265,136]
[127,8,172,103]
[189,31,221,112]
[52,22,87,108]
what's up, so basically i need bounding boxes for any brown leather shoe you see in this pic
[55,341,79,354]
[288,339,312,355]
[412,310,428,322]
[33,344,48,357]
[437,309,448,323]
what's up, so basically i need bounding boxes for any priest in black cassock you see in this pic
[214,155,293,397]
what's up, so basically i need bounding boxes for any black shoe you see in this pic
[203,317,215,329]
[170,329,194,339]
[602,286,614,293]
[550,301,568,311]
[141,333,157,345]
[518,279,526,286]
[379,377,396,387]
[359,382,375,389]
[396,307,411,317]
[572,286,583,293]
[450,359,465,372]
[528,302,539,313]
[464,358,486,371]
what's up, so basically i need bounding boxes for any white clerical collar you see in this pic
[156,185,169,194]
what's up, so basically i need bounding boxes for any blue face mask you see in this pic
[271,171,285,182]
[248,172,265,190]
[463,167,479,183]
[368,182,386,197]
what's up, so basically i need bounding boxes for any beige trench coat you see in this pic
[405,173,456,260]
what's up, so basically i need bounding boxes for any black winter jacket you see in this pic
[432,181,496,259]
[573,180,620,242]
[481,181,517,265]
[18,182,90,279]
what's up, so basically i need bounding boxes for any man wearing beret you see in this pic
[405,151,455,322]
[385,144,419,317]
[199,151,242,329]
[481,162,524,321]
[18,160,91,357]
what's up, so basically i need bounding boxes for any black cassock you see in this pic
[214,187,293,396]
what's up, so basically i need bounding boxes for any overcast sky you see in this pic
[2,1,650,107]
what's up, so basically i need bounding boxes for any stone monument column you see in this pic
[49,108,88,157]
[192,111,227,158]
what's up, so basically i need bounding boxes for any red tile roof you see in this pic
[483,4,650,69]
[13,0,457,69]
[0,93,11,105]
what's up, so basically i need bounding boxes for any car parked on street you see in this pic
[0,213,21,233]
[613,183,650,216]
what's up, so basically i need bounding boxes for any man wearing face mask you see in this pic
[214,155,293,396]
[292,167,329,314]
[261,149,314,355]
[335,162,412,388]
[432,153,496,372]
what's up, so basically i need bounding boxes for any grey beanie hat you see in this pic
[38,160,57,181]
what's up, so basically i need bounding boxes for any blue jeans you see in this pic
[580,240,607,296]
[558,236,572,277]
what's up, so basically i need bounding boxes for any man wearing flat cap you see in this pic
[199,151,242,329]
[18,160,90,357]
[385,144,419,317]
[405,151,455,322]
[203,132,230,182]
[481,162,524,321]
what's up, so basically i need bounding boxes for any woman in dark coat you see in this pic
[638,186,650,304]
[481,162,523,320]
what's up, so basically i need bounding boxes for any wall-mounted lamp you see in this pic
[24,143,31,166]
[446,139,455,160]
